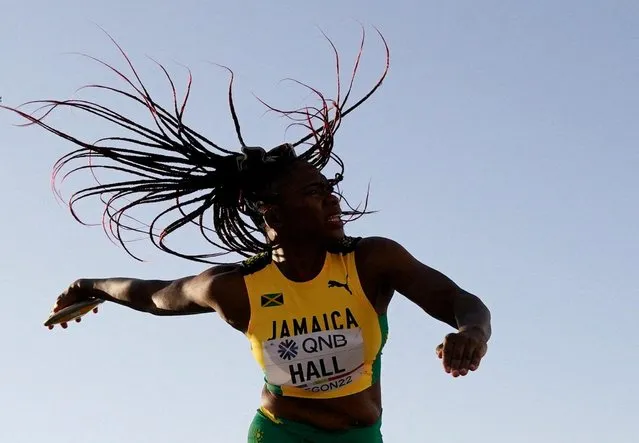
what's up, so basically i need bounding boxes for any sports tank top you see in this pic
[242,237,389,399]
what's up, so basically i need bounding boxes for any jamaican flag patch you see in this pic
[260,293,284,307]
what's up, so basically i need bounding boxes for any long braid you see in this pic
[2,27,389,263]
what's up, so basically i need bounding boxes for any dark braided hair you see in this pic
[3,28,389,264]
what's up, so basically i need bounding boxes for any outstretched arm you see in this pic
[90,274,214,316]
[50,265,242,327]
[364,237,491,377]
[91,264,237,315]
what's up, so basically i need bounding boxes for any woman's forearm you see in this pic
[90,278,175,313]
[88,275,214,316]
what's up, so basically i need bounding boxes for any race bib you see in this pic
[262,328,365,393]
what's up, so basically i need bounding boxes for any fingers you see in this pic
[446,350,465,377]
[47,280,102,330]
[51,281,89,314]
[46,306,99,330]
[443,334,465,377]
[457,345,476,376]
[48,318,79,330]
[469,349,482,372]
[438,332,488,377]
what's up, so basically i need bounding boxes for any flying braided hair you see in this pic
[2,28,389,264]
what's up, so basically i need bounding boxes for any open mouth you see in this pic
[326,213,343,228]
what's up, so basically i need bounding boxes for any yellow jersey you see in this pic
[242,237,389,399]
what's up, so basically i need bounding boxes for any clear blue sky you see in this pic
[1,1,637,442]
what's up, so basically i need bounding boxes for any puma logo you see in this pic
[328,279,352,295]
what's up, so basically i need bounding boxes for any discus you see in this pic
[44,299,104,327]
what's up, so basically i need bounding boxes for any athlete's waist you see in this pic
[260,383,382,431]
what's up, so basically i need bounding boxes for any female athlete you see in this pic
[6,30,491,443]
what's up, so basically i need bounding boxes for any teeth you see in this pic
[328,215,341,221]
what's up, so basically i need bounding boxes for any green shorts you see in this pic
[247,409,383,443]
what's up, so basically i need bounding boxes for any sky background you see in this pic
[1,1,638,442]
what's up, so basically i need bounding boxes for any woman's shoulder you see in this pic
[352,236,410,272]
[326,236,363,254]
[239,251,272,276]
[353,236,401,255]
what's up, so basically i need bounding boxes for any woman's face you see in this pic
[266,162,344,244]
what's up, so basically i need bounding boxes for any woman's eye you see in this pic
[305,184,334,196]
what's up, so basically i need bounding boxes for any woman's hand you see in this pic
[47,279,104,330]
[436,327,488,377]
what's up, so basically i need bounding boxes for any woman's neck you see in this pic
[270,240,327,282]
